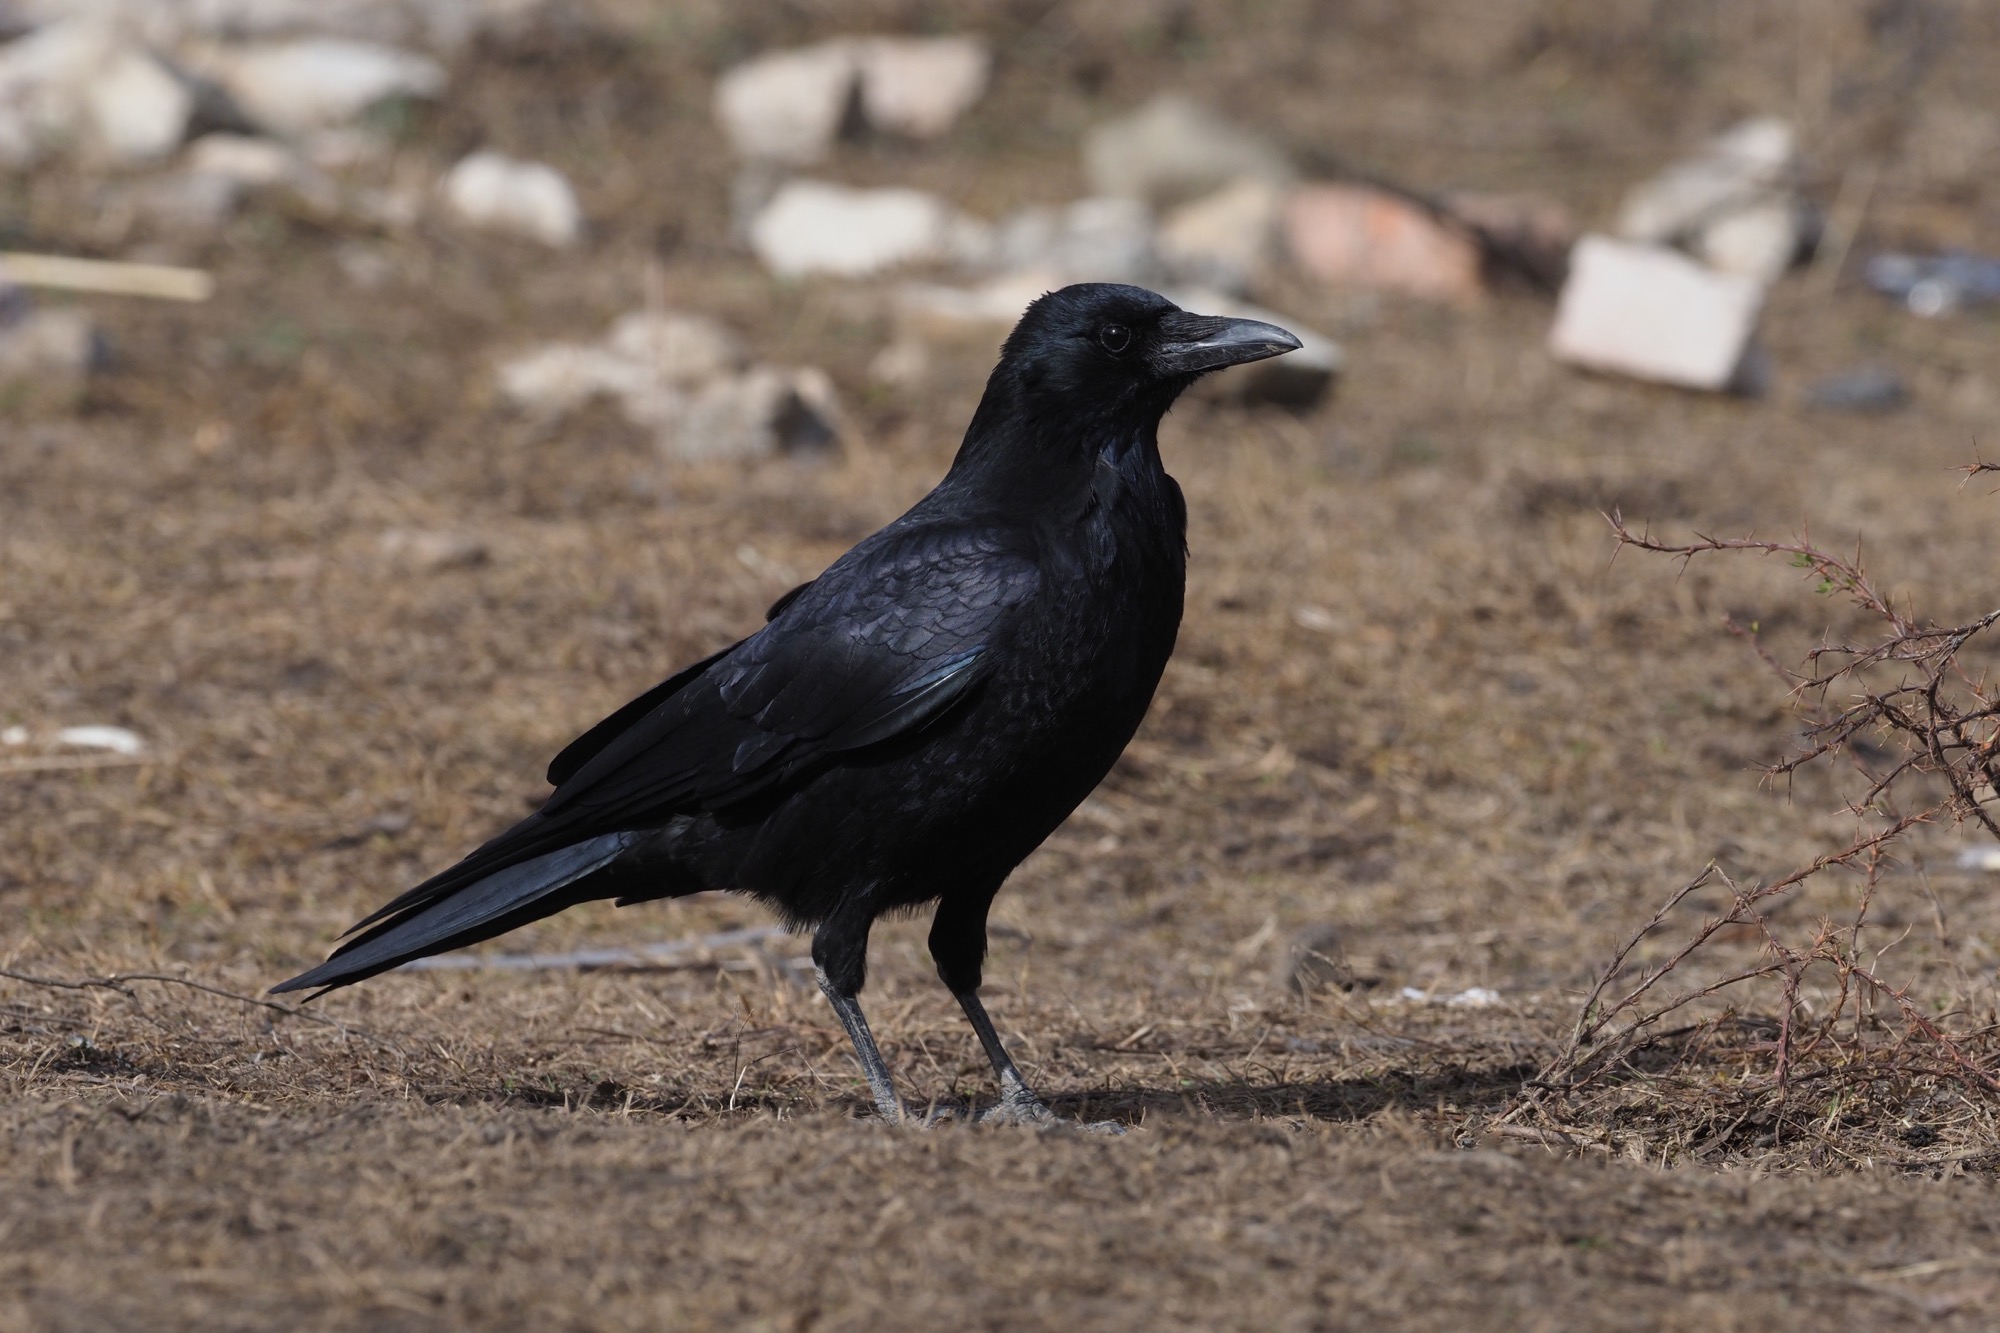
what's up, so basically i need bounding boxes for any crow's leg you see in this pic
[929,891,1058,1124]
[812,906,905,1123]
[815,971,904,1123]
[953,987,1055,1122]
[929,891,1022,1093]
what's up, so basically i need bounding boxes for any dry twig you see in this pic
[0,967,391,1048]
[1515,493,2000,1160]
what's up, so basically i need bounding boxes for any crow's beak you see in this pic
[1153,312,1303,376]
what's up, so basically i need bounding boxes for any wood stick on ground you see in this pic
[395,925,794,974]
[0,252,214,302]
[0,967,390,1047]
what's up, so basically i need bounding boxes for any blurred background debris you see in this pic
[1865,249,2000,316]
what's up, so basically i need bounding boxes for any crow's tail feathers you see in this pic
[270,832,637,997]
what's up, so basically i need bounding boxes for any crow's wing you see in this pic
[542,578,820,787]
[337,523,1040,936]
[546,523,1039,821]
[545,645,737,788]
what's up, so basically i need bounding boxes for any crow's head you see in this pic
[994,283,1301,420]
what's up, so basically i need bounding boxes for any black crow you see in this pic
[274,283,1300,1126]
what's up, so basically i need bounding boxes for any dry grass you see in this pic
[6,1,2000,1327]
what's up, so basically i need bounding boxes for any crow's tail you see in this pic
[271,832,637,996]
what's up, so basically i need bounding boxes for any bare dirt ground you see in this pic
[5,2,2000,1328]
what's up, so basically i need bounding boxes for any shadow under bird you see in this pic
[274,283,1301,1126]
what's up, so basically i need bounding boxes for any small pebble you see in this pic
[378,529,488,572]
[55,725,144,755]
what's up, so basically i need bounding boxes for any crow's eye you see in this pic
[1097,322,1132,354]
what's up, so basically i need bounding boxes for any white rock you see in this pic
[851,35,988,139]
[440,150,582,247]
[212,38,444,135]
[750,180,975,278]
[2,0,499,51]
[1398,985,1502,1008]
[1957,847,2000,872]
[0,18,116,103]
[55,724,143,754]
[1549,235,1765,392]
[995,196,1156,284]
[186,131,302,185]
[0,16,121,165]
[378,528,487,571]
[603,310,746,386]
[497,342,654,415]
[1616,116,1802,280]
[712,41,858,164]
[1617,117,1795,244]
[1082,94,1293,206]
[0,724,28,745]
[496,306,803,462]
[1292,605,1341,633]
[714,36,992,163]
[497,311,746,418]
[1157,177,1283,294]
[84,45,191,162]
[1693,195,1801,283]
[498,309,837,461]
[664,365,841,462]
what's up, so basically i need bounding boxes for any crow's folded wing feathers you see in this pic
[544,578,823,788]
[547,526,1039,822]
[544,644,738,788]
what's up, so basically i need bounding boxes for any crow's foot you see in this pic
[974,1091,1127,1134]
